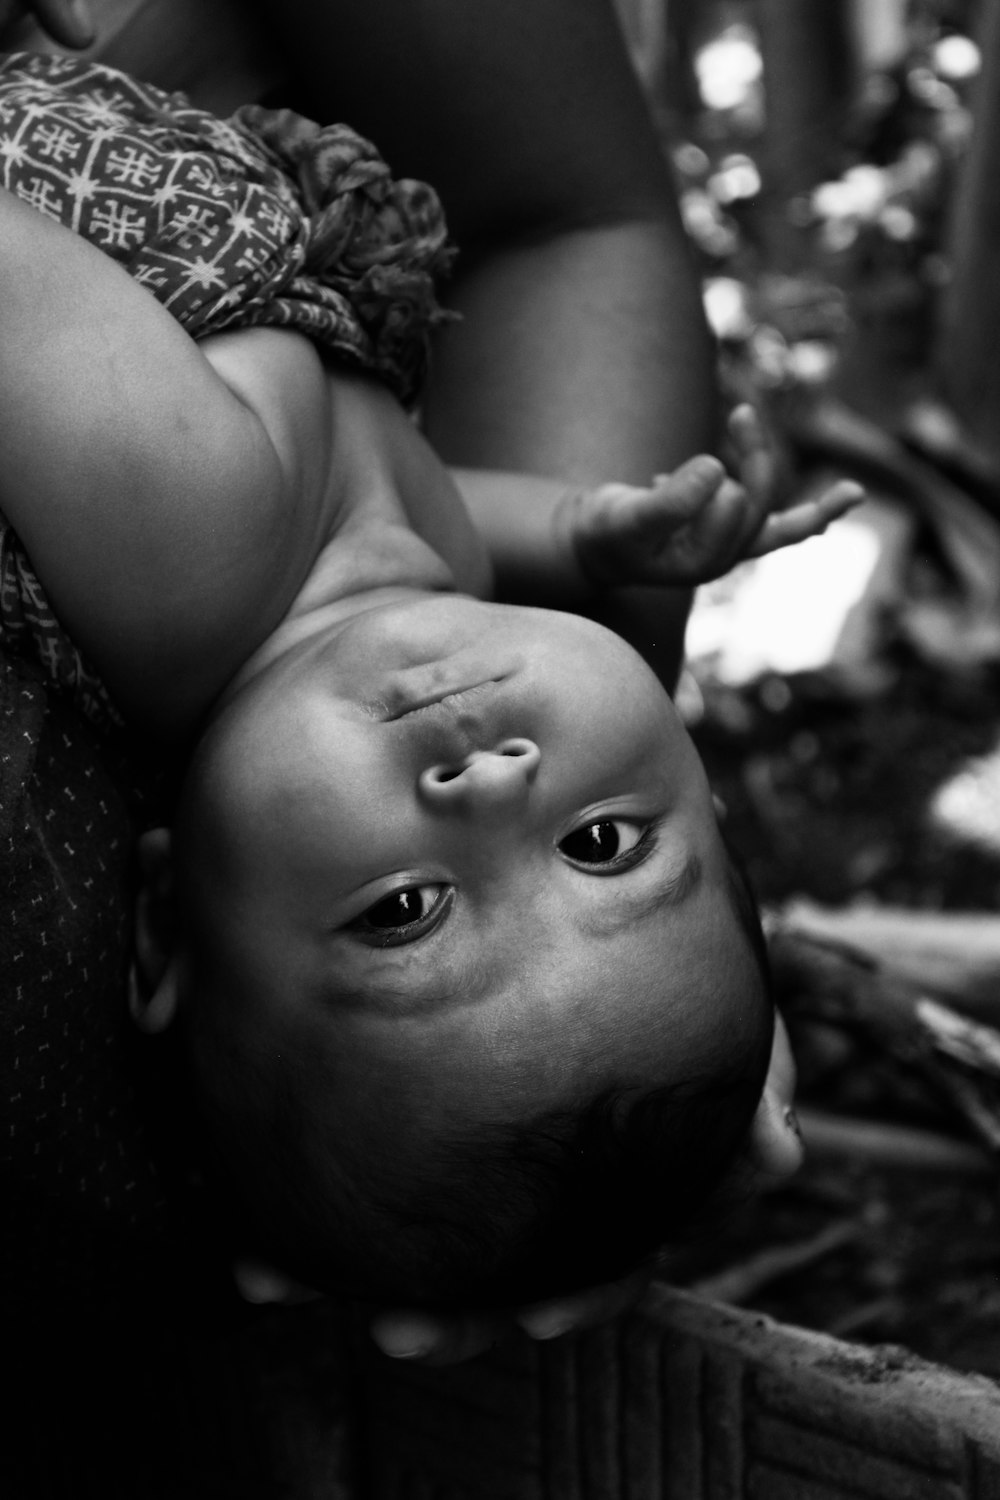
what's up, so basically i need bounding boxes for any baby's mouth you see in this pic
[372,654,522,722]
[381,676,508,722]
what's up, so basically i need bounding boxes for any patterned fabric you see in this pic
[0,51,453,405]
[0,49,455,731]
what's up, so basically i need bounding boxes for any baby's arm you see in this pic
[454,406,862,605]
[450,467,592,606]
[0,186,319,738]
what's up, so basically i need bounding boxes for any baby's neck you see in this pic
[314,369,491,605]
[224,369,491,708]
[226,581,455,708]
[160,366,489,745]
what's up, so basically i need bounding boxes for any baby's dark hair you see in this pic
[183,836,774,1310]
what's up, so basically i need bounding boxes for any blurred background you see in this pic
[616,0,1000,1379]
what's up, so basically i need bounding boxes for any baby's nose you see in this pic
[419,738,540,814]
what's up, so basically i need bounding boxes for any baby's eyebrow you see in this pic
[576,850,703,939]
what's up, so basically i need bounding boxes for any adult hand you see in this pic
[369,1267,654,1365]
[235,1257,653,1366]
[236,1011,804,1365]
[0,0,94,47]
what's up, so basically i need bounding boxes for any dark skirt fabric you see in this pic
[0,50,444,1498]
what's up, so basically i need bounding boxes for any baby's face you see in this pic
[181,596,762,1152]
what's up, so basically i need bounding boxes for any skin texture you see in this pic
[159,591,771,1307]
[172,592,758,1135]
[0,183,804,1350]
[5,0,807,1358]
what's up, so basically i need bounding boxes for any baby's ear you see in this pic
[130,827,181,1035]
[748,1011,805,1181]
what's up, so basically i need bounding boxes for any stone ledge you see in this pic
[359,1286,1000,1499]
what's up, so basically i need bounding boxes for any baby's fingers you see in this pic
[515,1267,653,1341]
[640,454,728,529]
[727,403,772,484]
[617,456,741,549]
[578,455,729,587]
[726,401,779,516]
[745,480,864,559]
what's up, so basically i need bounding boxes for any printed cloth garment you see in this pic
[0,49,454,729]
[0,51,453,405]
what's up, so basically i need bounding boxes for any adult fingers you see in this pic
[233,1257,322,1306]
[235,1267,515,1367]
[369,1263,654,1364]
[515,1266,653,1341]
[369,1308,511,1366]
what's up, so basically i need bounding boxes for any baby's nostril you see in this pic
[434,765,463,782]
[498,738,533,758]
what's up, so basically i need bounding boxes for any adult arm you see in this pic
[12,1,714,475]
[248,0,717,683]
[14,0,716,680]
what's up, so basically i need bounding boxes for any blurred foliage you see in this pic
[665,1,1000,1377]
[675,0,981,405]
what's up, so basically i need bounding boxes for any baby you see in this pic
[1,53,845,1310]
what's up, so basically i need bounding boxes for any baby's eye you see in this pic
[349,884,450,946]
[558,819,650,869]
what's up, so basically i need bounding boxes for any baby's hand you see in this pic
[568,405,863,590]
